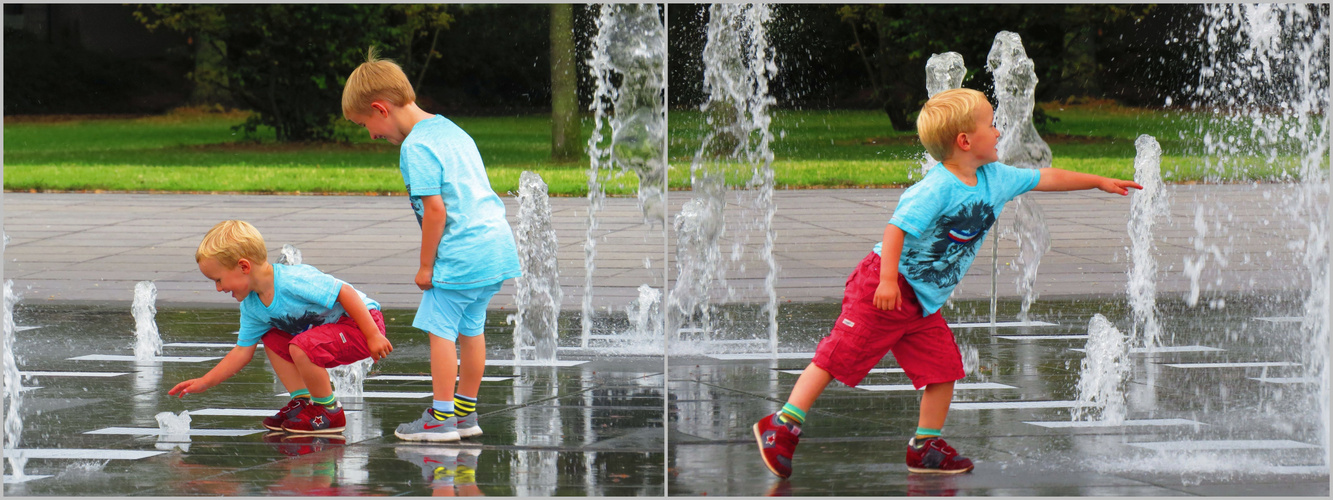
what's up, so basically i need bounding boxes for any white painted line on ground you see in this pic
[1249,377,1320,384]
[1128,439,1319,451]
[778,368,904,375]
[14,326,42,332]
[951,401,1092,410]
[191,408,361,417]
[1255,316,1303,323]
[1267,465,1330,475]
[2,449,167,460]
[1070,346,1225,354]
[475,359,587,367]
[275,391,431,399]
[708,352,814,360]
[998,335,1090,341]
[368,375,513,382]
[1024,418,1203,428]
[85,427,265,437]
[949,321,1059,329]
[1163,362,1299,369]
[21,371,129,378]
[4,474,53,484]
[857,382,1016,392]
[68,354,221,363]
[18,386,42,393]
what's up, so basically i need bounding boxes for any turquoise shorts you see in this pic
[413,282,503,341]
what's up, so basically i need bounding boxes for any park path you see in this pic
[1,184,1310,309]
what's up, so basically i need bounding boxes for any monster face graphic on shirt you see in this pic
[408,186,425,227]
[903,201,996,288]
[270,310,328,336]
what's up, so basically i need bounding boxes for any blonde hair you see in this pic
[341,46,416,119]
[917,88,991,161]
[196,220,267,268]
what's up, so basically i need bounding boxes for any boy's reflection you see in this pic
[262,432,372,496]
[396,446,485,496]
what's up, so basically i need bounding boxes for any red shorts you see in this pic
[812,252,965,389]
[262,309,386,369]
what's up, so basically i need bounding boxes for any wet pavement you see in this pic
[2,186,1329,495]
[668,298,1329,496]
[3,306,664,495]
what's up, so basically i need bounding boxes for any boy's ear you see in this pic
[954,132,972,153]
[237,258,252,274]
[370,101,389,117]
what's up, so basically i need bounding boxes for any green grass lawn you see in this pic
[2,104,1310,195]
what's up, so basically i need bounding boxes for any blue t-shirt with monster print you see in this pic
[399,115,521,289]
[873,162,1041,315]
[236,263,381,347]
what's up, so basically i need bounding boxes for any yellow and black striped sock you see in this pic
[453,394,477,417]
[429,407,454,420]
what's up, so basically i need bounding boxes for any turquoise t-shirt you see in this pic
[236,263,381,347]
[399,115,522,289]
[873,162,1041,315]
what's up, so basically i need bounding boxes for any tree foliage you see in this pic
[134,4,451,142]
[836,4,1157,131]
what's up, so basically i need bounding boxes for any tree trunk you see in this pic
[1057,6,1100,98]
[189,33,232,106]
[549,4,580,161]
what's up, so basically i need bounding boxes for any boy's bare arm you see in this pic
[168,345,256,397]
[1033,168,1142,195]
[874,224,907,311]
[338,284,392,360]
[417,194,447,290]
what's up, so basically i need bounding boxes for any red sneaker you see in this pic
[262,398,309,431]
[905,437,974,474]
[753,413,801,478]
[282,401,346,434]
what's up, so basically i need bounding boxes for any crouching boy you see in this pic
[170,220,393,434]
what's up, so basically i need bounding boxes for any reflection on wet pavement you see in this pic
[667,298,1329,496]
[3,306,664,495]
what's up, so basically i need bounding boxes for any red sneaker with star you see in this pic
[905,437,974,474]
[753,413,801,478]
[282,401,346,434]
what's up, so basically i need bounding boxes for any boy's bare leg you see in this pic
[786,362,835,412]
[456,334,486,399]
[289,346,333,399]
[917,381,955,430]
[265,345,307,393]
[430,335,460,402]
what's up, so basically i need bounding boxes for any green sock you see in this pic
[914,427,942,443]
[313,394,337,409]
[777,403,806,426]
[290,389,311,401]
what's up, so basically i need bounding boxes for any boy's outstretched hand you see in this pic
[168,378,214,398]
[1099,178,1143,196]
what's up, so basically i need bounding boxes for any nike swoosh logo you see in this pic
[424,423,445,430]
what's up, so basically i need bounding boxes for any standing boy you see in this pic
[342,48,521,442]
[753,88,1142,476]
[171,220,393,434]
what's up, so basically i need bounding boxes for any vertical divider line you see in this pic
[660,3,671,495]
